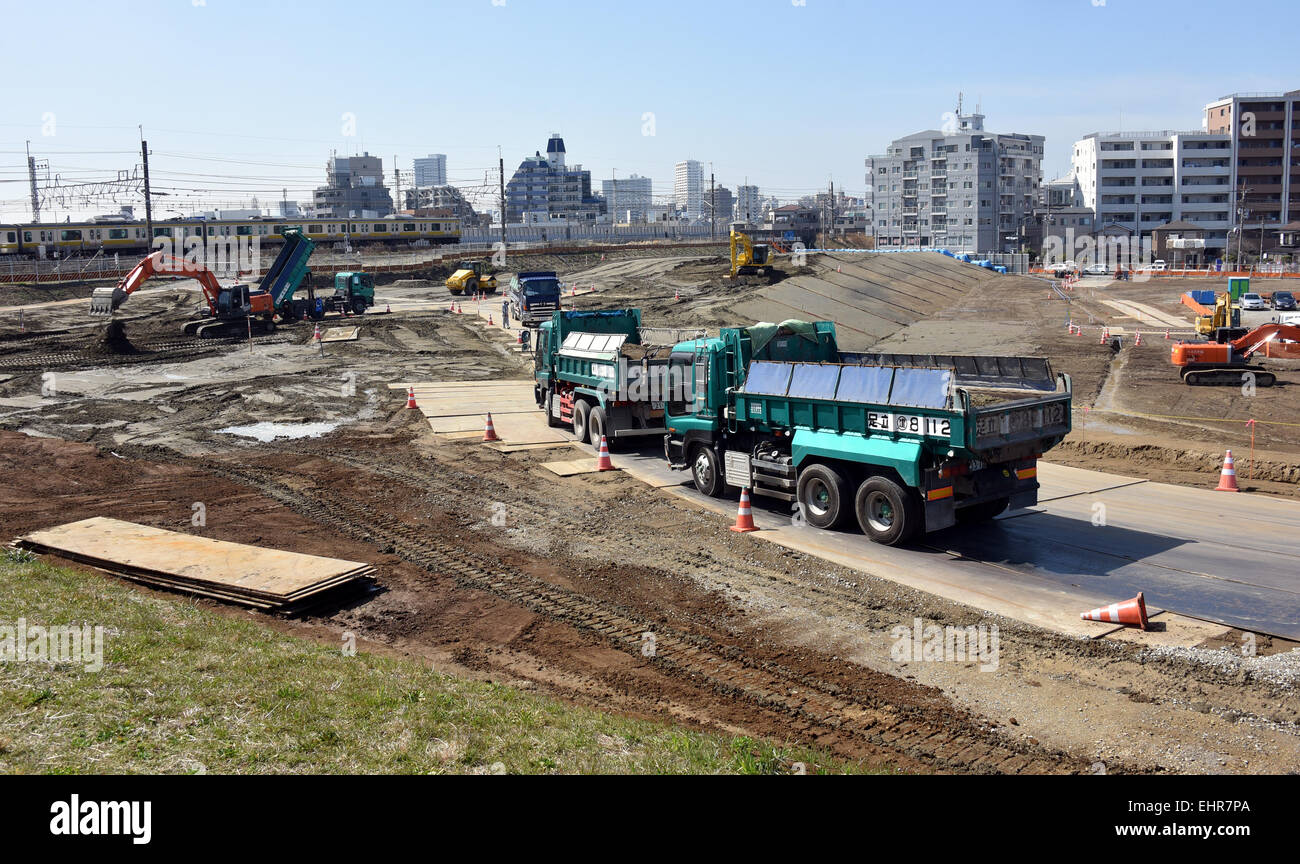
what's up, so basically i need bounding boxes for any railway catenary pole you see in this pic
[710,168,715,240]
[26,141,41,223]
[498,149,506,253]
[140,131,154,252]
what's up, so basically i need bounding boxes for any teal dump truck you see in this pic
[330,271,376,315]
[663,320,1072,545]
[534,309,674,443]
[259,228,321,321]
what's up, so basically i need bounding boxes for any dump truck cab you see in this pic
[509,271,562,327]
[332,271,375,315]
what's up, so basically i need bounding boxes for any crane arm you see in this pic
[89,252,225,316]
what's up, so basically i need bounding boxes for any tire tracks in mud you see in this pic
[192,446,1092,774]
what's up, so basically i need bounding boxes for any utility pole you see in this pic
[610,168,616,230]
[140,131,153,249]
[393,155,401,214]
[26,141,43,223]
[498,148,507,252]
[710,168,716,240]
[1236,185,1249,266]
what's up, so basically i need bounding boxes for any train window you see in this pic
[236,226,251,236]
[24,232,32,242]
[402,223,415,232]
[373,224,387,232]
[5,232,14,243]
[109,229,128,240]
[154,227,172,237]
[62,230,83,241]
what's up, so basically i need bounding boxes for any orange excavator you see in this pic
[89,251,277,338]
[1170,323,1300,386]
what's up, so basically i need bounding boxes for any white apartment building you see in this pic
[674,160,705,220]
[734,184,762,225]
[414,154,447,187]
[601,174,653,223]
[1071,131,1233,254]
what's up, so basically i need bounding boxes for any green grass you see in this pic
[0,552,884,774]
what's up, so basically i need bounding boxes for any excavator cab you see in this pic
[729,229,772,280]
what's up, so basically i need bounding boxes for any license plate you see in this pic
[652,401,664,409]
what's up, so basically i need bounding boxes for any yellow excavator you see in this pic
[727,229,772,280]
[445,260,498,296]
[1195,292,1240,337]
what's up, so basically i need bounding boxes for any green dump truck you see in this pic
[663,320,1072,545]
[534,309,676,443]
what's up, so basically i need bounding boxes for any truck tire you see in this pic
[572,400,591,444]
[797,463,851,529]
[691,444,725,498]
[588,405,608,445]
[855,476,922,546]
[543,391,562,428]
[956,497,1009,524]
[353,297,366,315]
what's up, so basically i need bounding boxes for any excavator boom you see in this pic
[90,252,228,317]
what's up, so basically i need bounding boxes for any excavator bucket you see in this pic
[89,286,127,316]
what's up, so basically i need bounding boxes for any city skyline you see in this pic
[2,0,1296,222]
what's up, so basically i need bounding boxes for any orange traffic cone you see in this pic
[595,435,614,471]
[386,304,391,313]
[1164,328,1170,340]
[405,387,418,410]
[455,303,461,314]
[1099,326,1110,344]
[674,288,680,301]
[488,314,494,326]
[1214,450,1240,492]
[730,488,759,533]
[482,412,500,442]
[1134,331,1143,347]
[312,323,322,341]
[1080,592,1149,630]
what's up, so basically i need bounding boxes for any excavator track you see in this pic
[1181,366,1276,387]
[189,450,1094,774]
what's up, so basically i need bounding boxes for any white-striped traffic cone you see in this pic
[595,435,614,471]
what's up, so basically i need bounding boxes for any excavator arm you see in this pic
[90,252,226,316]
[1231,323,1300,360]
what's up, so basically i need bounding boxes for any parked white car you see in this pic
[1241,293,1269,311]
[1083,263,1111,276]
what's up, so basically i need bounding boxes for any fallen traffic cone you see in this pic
[1214,450,1240,492]
[730,488,759,533]
[1080,592,1149,630]
[406,387,418,410]
[595,435,614,471]
[482,412,500,442]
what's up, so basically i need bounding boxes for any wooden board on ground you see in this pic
[13,517,374,610]
[541,458,605,476]
[320,326,360,343]
[487,441,580,453]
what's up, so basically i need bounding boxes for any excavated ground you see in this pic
[0,252,1297,774]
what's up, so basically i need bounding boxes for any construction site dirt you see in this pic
[2,248,1299,774]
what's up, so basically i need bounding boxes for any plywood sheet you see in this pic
[15,517,373,607]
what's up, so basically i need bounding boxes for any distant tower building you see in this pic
[675,160,705,219]
[601,174,653,223]
[734,185,762,225]
[708,186,733,229]
[414,154,447,187]
[312,152,394,218]
[504,133,603,224]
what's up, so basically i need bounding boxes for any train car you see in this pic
[0,215,460,257]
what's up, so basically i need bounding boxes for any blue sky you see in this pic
[1,0,1296,220]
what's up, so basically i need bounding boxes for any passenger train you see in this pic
[0,215,461,257]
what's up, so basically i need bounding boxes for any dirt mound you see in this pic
[91,320,138,356]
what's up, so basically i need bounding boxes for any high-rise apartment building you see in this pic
[414,154,447,187]
[674,160,705,220]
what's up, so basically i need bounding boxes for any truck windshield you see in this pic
[524,280,559,297]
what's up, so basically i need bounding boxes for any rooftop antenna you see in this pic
[957,92,963,115]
